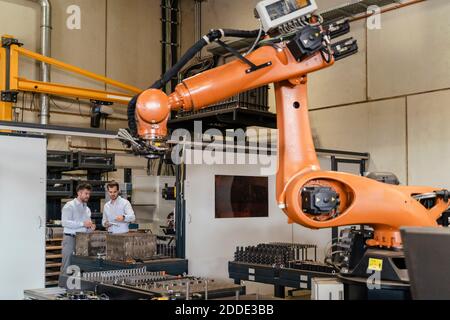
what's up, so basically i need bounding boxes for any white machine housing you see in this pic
[0,134,46,299]
[255,0,318,33]
[311,278,344,300]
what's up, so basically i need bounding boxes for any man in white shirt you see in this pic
[60,183,95,278]
[102,182,136,234]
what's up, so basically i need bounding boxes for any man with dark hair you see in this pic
[60,183,95,278]
[102,181,135,234]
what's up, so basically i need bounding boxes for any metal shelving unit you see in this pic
[229,261,334,298]
[45,238,63,287]
[45,151,118,287]
[46,150,117,224]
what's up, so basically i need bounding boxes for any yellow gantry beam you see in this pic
[14,46,142,94]
[1,35,143,121]
[17,78,133,105]
[0,46,12,121]
[9,44,18,91]
[0,35,15,122]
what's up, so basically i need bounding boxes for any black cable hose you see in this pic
[127,28,263,137]
[127,95,139,136]
[221,29,262,39]
[127,37,207,136]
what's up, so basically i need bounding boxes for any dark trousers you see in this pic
[59,235,75,287]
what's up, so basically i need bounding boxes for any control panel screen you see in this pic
[267,0,312,21]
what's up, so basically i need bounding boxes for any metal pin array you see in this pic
[157,243,177,258]
[234,243,318,266]
[82,267,169,285]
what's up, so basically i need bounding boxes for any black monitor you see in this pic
[401,227,450,300]
[215,175,269,219]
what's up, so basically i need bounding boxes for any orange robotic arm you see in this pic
[132,30,450,249]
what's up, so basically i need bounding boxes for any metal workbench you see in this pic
[71,255,188,276]
[228,261,335,299]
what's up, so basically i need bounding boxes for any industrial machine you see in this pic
[120,0,450,299]
[230,242,333,298]
[255,0,319,35]
[54,267,244,300]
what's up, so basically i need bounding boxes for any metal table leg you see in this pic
[274,285,285,298]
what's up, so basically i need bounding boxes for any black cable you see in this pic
[105,117,109,182]
[152,37,210,90]
[50,96,74,111]
[161,0,167,92]
[127,28,263,137]
[128,37,209,135]
[127,95,139,136]
[30,93,35,111]
[34,93,40,112]
[77,99,87,118]
[216,39,257,69]
[321,48,332,64]
[170,0,179,92]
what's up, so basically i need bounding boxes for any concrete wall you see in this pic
[310,0,450,188]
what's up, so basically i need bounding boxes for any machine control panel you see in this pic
[255,0,318,34]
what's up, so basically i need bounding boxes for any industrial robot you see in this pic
[119,0,450,298]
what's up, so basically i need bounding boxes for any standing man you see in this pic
[102,182,136,234]
[60,183,95,278]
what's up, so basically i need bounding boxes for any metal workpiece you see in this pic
[81,267,167,284]
[118,276,241,299]
[124,273,173,286]
[106,233,157,262]
[78,267,243,300]
[75,232,107,257]
[25,287,109,301]
[57,291,109,301]
[157,242,176,258]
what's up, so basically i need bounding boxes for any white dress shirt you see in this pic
[62,198,91,235]
[102,196,135,234]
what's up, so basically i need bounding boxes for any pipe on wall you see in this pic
[194,0,202,59]
[161,0,181,92]
[29,0,52,125]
